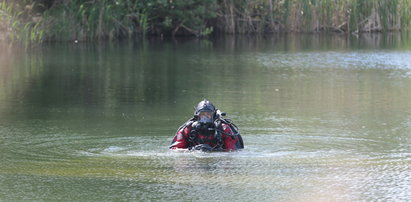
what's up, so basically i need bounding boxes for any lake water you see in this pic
[0,34,410,201]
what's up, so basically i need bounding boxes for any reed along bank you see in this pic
[1,0,411,44]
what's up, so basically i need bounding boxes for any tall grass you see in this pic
[216,0,411,34]
[1,0,411,45]
[42,1,137,41]
[0,1,45,45]
[38,0,216,41]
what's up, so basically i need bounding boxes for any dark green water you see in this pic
[1,34,410,201]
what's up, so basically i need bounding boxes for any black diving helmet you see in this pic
[194,99,216,125]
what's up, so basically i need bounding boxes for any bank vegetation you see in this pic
[1,0,411,44]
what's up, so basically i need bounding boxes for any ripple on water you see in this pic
[2,130,410,201]
[256,51,411,71]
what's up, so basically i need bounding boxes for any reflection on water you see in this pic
[0,34,410,201]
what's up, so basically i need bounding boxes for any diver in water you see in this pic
[170,99,244,152]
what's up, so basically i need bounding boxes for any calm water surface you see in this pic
[1,34,410,201]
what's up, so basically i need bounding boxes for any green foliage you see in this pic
[0,1,45,45]
[1,0,411,44]
[136,0,217,36]
[40,0,136,41]
[37,0,218,40]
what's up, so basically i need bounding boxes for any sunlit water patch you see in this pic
[257,51,411,71]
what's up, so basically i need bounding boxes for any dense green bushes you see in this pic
[38,0,217,40]
[1,0,411,44]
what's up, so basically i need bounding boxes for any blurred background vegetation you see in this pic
[1,0,411,44]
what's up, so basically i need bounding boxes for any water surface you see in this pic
[0,34,410,201]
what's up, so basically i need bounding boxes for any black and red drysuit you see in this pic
[170,122,242,151]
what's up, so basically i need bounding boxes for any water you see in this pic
[1,34,410,201]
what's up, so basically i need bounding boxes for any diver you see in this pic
[170,99,244,152]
